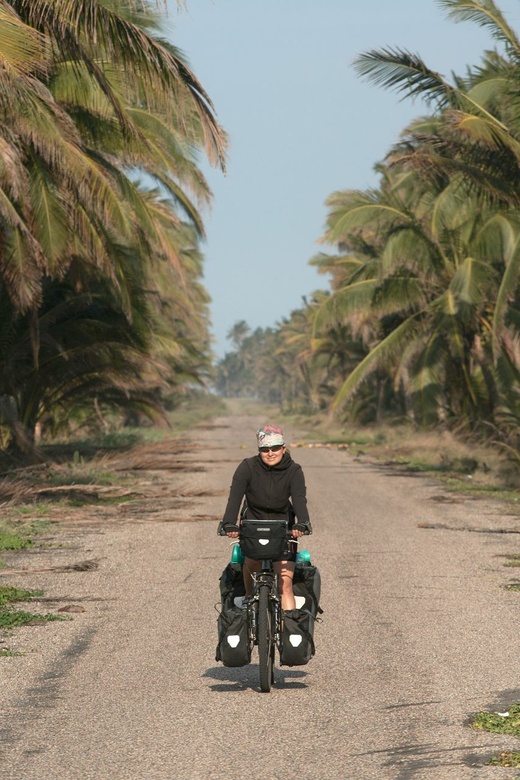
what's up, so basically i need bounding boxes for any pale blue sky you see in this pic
[165,0,520,356]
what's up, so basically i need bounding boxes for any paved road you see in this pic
[1,414,520,779]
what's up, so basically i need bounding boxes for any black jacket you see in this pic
[220,452,311,530]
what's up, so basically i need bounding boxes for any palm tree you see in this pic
[0,0,226,456]
[313,0,520,431]
[316,157,520,424]
[227,321,251,349]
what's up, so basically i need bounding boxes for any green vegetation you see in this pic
[0,518,52,568]
[487,752,520,768]
[35,391,225,466]
[504,555,520,568]
[471,705,520,738]
[470,704,520,769]
[284,407,520,494]
[0,529,33,552]
[0,584,62,631]
[0,586,41,607]
[0,610,65,630]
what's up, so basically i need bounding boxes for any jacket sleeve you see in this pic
[217,460,250,533]
[290,465,312,531]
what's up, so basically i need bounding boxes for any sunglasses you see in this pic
[259,445,284,453]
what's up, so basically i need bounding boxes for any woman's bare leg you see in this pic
[275,560,296,610]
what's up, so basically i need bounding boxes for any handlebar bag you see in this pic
[239,519,288,560]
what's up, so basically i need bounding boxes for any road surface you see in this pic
[1,413,519,779]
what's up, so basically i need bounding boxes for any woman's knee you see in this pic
[279,573,294,594]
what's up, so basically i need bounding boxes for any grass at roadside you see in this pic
[0,584,64,635]
[0,526,34,552]
[470,705,520,769]
[0,392,227,523]
[0,521,42,570]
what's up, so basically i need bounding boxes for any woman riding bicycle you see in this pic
[218,424,312,610]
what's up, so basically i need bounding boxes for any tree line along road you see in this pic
[1,414,519,779]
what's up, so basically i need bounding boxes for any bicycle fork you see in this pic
[248,569,281,646]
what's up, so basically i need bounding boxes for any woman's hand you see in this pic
[223,523,240,538]
[291,528,304,538]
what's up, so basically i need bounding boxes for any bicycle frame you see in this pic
[247,560,282,648]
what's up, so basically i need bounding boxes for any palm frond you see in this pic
[28,153,70,268]
[439,0,520,54]
[323,191,412,244]
[14,0,227,166]
[0,4,48,77]
[312,280,378,335]
[332,316,422,410]
[449,255,496,305]
[492,230,520,354]
[467,76,509,107]
[354,47,453,109]
[447,111,520,158]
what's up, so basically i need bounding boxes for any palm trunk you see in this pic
[0,394,42,463]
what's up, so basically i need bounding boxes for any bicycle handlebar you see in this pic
[218,523,310,537]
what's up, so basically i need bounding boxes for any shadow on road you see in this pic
[203,665,308,692]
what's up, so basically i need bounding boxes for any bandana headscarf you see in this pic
[256,424,284,449]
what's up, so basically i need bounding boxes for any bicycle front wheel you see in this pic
[258,584,274,692]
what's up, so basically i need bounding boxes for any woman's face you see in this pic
[258,445,286,467]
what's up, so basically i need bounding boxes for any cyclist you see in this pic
[218,424,312,610]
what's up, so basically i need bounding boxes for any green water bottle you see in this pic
[231,544,245,565]
[296,549,311,564]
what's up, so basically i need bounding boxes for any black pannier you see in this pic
[216,607,251,666]
[239,519,288,560]
[280,562,322,666]
[279,608,315,666]
[292,563,322,617]
[218,562,245,607]
[215,563,251,667]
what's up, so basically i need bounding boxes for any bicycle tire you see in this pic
[258,584,274,692]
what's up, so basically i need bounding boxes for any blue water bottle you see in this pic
[231,544,245,565]
[296,549,311,564]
